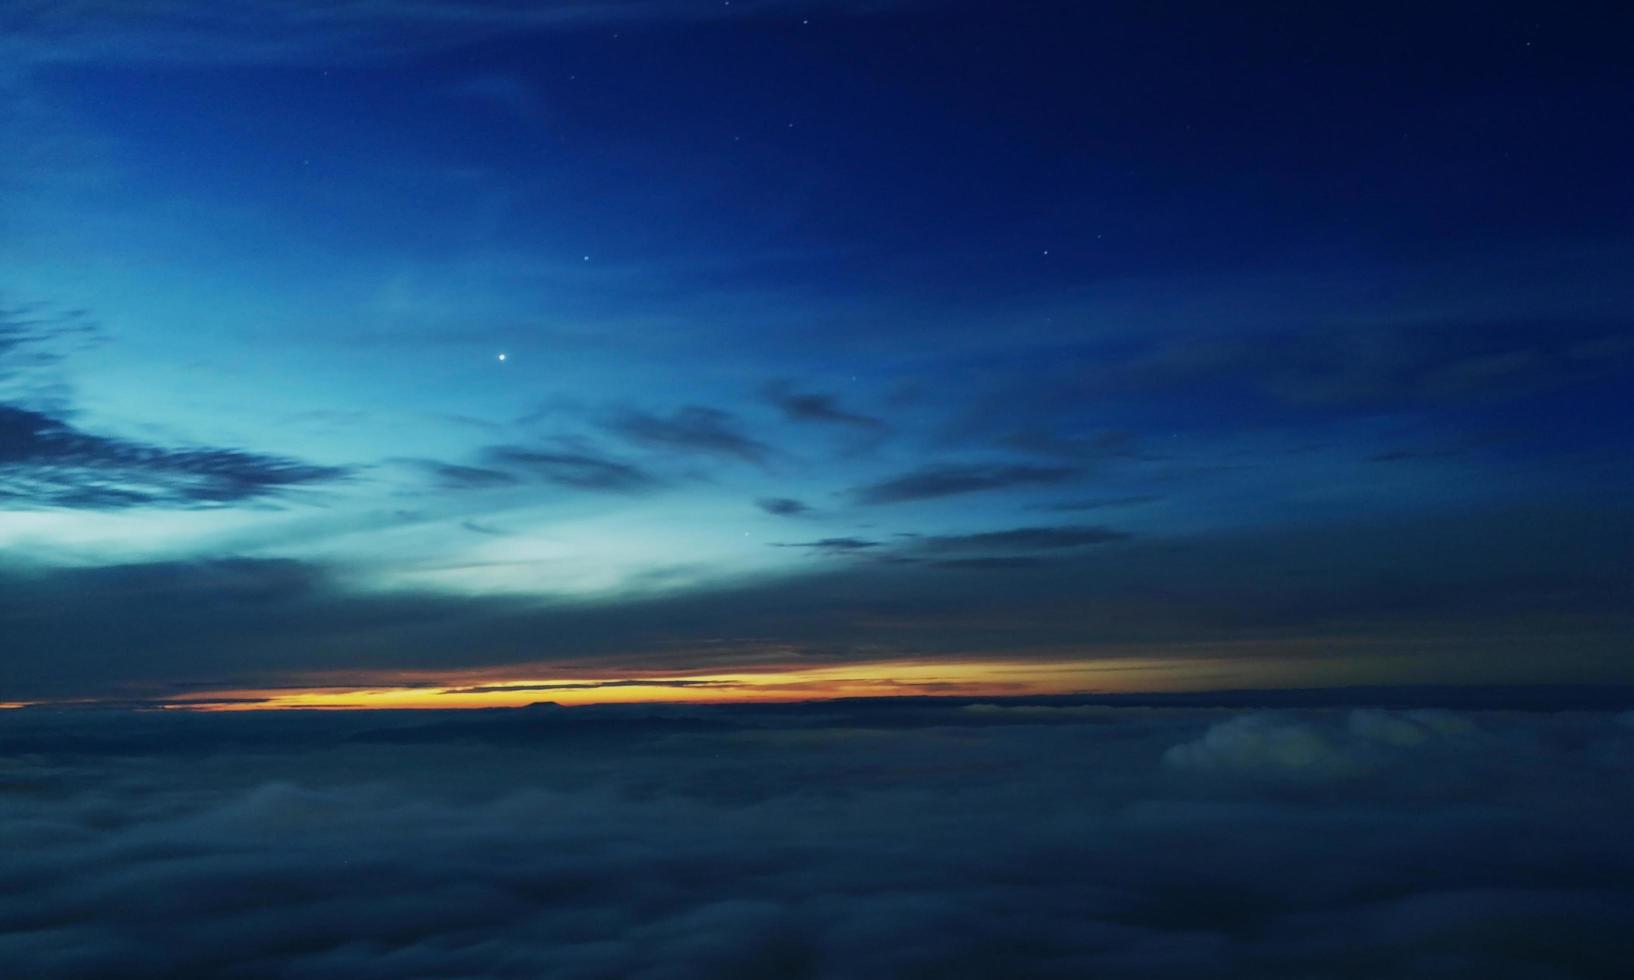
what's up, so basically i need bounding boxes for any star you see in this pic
[497,353,508,362]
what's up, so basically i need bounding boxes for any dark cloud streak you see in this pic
[0,404,347,509]
[764,383,886,431]
[400,458,521,489]
[756,496,810,516]
[5,501,1627,702]
[919,526,1129,551]
[852,463,1078,504]
[483,446,661,493]
[441,679,743,695]
[771,537,880,554]
[605,405,771,466]
[1031,495,1163,512]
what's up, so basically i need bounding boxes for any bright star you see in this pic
[497,353,508,362]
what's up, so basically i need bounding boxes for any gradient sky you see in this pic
[2,1,1630,707]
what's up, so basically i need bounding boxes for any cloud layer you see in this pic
[1,701,1630,978]
[2,497,1629,702]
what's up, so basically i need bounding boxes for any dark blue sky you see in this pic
[1,1,1630,706]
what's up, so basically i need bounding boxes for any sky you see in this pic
[2,0,1631,708]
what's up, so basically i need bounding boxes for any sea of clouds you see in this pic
[2,700,1631,978]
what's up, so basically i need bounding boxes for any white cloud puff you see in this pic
[1164,708,1485,781]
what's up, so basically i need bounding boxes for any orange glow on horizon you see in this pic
[4,655,1258,711]
[184,659,1116,710]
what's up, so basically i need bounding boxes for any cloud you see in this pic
[1369,448,1464,463]
[1162,707,1483,782]
[763,383,886,430]
[104,557,326,601]
[757,497,811,516]
[483,445,660,492]
[896,525,1129,571]
[928,556,1050,570]
[3,501,1631,703]
[998,428,1140,462]
[0,403,347,509]
[7,307,345,511]
[852,463,1077,504]
[771,537,880,554]
[1163,712,1365,780]
[1,1,914,68]
[1,302,100,366]
[605,405,771,466]
[919,526,1129,551]
[0,703,1629,977]
[399,458,521,490]
[441,678,743,694]
[0,303,105,410]
[1030,495,1162,512]
[931,315,1634,476]
[1131,319,1634,411]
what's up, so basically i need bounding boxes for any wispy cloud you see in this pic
[605,405,771,466]
[757,496,811,516]
[483,446,661,493]
[763,383,886,431]
[929,556,1050,570]
[1030,495,1162,512]
[919,526,1129,551]
[0,302,103,403]
[1115,319,1634,411]
[852,463,1077,504]
[771,537,880,554]
[997,428,1141,462]
[3,1,910,68]
[399,458,522,490]
[0,404,347,509]
[441,678,742,694]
